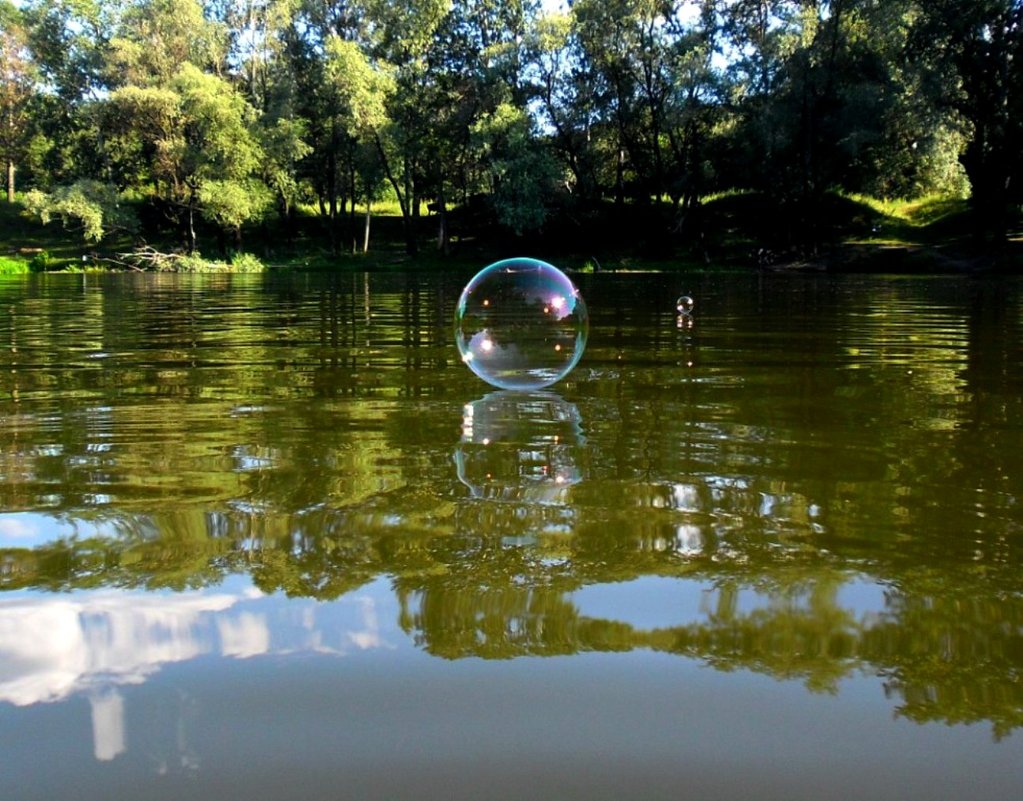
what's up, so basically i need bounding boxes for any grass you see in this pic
[839,193,972,246]
[0,255,32,274]
[2,188,1016,274]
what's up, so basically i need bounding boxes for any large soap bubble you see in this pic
[454,258,588,390]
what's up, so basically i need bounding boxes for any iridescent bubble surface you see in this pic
[677,294,695,315]
[454,258,588,390]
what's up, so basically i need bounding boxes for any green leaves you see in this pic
[0,3,38,199]
[107,0,228,87]
[4,0,1019,254]
[24,179,136,241]
[171,63,262,183]
[472,102,559,233]
[198,178,272,230]
[98,63,265,247]
[323,36,395,139]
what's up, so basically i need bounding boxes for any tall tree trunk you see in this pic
[363,198,371,253]
[615,145,625,206]
[349,164,360,254]
[963,135,1009,245]
[328,149,338,219]
[6,159,14,203]
[435,190,448,254]
[376,135,418,256]
[187,204,197,254]
[328,134,339,254]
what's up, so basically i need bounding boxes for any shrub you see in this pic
[28,251,50,272]
[230,252,267,273]
[173,253,231,273]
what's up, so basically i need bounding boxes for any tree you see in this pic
[0,2,36,201]
[568,0,722,211]
[0,0,1012,259]
[373,0,452,253]
[258,116,311,237]
[22,0,109,105]
[523,10,600,199]
[471,101,559,233]
[909,0,1023,243]
[219,0,311,240]
[19,0,112,186]
[322,35,393,252]
[100,64,264,252]
[107,0,228,87]
[572,0,646,205]
[308,0,450,256]
[717,1,951,247]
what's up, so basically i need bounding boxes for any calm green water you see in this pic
[1,270,1022,800]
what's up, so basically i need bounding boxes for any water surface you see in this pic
[1,270,1022,800]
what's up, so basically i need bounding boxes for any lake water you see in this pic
[1,269,1022,800]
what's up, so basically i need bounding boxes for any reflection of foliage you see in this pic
[1,272,1022,739]
[247,513,383,600]
[4,501,1023,737]
[657,581,860,695]
[0,511,236,592]
[866,593,1023,741]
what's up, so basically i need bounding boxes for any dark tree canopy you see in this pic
[0,0,1014,255]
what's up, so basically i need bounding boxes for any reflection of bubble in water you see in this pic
[676,295,695,315]
[454,391,584,504]
[455,258,588,391]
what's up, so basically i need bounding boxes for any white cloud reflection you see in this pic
[0,592,238,707]
[0,584,394,764]
[217,611,271,658]
[0,587,392,708]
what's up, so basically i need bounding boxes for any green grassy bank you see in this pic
[1,191,1018,275]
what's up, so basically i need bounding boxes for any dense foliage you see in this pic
[0,0,1019,256]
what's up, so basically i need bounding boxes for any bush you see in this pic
[24,182,137,243]
[29,250,50,272]
[230,252,267,273]
[173,252,267,273]
[173,253,231,273]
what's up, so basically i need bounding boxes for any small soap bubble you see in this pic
[676,294,695,315]
[455,258,588,391]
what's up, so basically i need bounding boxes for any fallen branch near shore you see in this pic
[110,246,188,271]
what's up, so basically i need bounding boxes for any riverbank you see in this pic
[759,241,1023,275]
[1,191,1019,275]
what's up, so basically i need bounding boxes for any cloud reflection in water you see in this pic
[0,584,393,763]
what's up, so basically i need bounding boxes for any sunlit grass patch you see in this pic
[839,193,972,247]
[699,188,755,205]
[897,196,969,227]
[0,255,31,274]
[843,193,968,227]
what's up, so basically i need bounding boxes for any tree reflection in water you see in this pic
[1,271,1022,743]
[3,415,1023,739]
